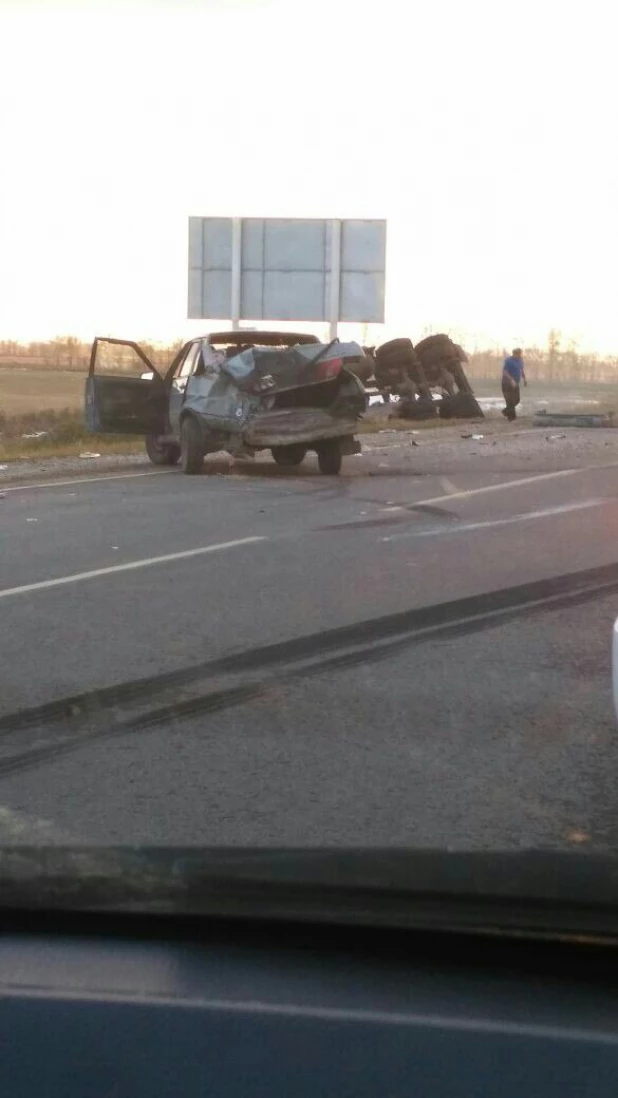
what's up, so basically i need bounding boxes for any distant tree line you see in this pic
[0,337,183,372]
[1,330,618,382]
[466,331,618,382]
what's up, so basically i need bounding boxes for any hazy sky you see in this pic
[1,0,616,350]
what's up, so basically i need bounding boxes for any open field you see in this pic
[0,369,84,413]
[2,368,617,417]
[0,367,616,462]
[472,377,618,414]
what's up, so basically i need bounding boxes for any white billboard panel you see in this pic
[188,217,386,328]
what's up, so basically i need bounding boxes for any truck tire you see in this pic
[271,444,307,466]
[145,434,180,466]
[343,355,374,384]
[416,344,456,363]
[397,397,437,420]
[316,439,342,475]
[376,337,415,359]
[441,392,484,418]
[415,334,452,354]
[376,347,419,368]
[180,416,204,475]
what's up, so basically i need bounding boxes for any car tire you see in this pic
[316,439,342,475]
[271,444,307,467]
[145,434,180,466]
[180,416,204,475]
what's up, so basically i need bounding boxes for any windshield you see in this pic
[1,0,617,919]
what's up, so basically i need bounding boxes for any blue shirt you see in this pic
[503,356,524,384]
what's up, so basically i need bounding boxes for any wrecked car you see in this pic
[85,331,368,475]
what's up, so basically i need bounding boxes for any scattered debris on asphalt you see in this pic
[461,433,484,440]
[546,434,567,441]
[21,431,48,440]
[79,452,101,458]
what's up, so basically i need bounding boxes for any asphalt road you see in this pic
[2,440,618,850]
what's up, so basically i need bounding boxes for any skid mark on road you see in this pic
[3,558,618,777]
[0,536,265,601]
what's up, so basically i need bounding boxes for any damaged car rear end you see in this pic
[211,340,366,475]
[85,333,367,475]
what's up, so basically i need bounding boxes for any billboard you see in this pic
[188,217,386,329]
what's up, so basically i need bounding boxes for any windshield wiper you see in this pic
[3,847,618,941]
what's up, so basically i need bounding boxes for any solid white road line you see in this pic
[408,466,601,509]
[0,469,176,493]
[379,466,604,515]
[381,499,606,542]
[0,536,266,601]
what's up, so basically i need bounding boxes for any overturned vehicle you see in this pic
[85,331,369,475]
[362,334,483,420]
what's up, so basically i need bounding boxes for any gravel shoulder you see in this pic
[1,414,617,486]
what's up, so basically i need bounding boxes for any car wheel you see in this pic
[271,444,307,467]
[180,417,204,475]
[145,434,180,466]
[316,439,342,475]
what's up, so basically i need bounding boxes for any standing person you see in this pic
[501,347,527,421]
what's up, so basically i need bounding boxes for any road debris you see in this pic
[79,452,101,458]
[546,434,567,441]
[533,410,615,428]
[567,829,590,845]
[461,433,484,440]
[21,431,47,439]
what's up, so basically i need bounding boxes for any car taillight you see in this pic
[318,357,342,378]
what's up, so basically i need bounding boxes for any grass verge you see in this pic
[0,408,143,462]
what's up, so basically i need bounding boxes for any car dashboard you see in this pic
[3,910,618,1097]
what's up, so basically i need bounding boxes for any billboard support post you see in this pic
[328,219,341,342]
[230,218,242,331]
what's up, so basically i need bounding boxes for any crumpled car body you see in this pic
[85,331,368,474]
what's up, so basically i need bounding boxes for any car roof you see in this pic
[203,330,320,347]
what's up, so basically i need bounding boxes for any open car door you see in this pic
[85,338,167,435]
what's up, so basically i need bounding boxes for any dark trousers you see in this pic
[502,380,520,421]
